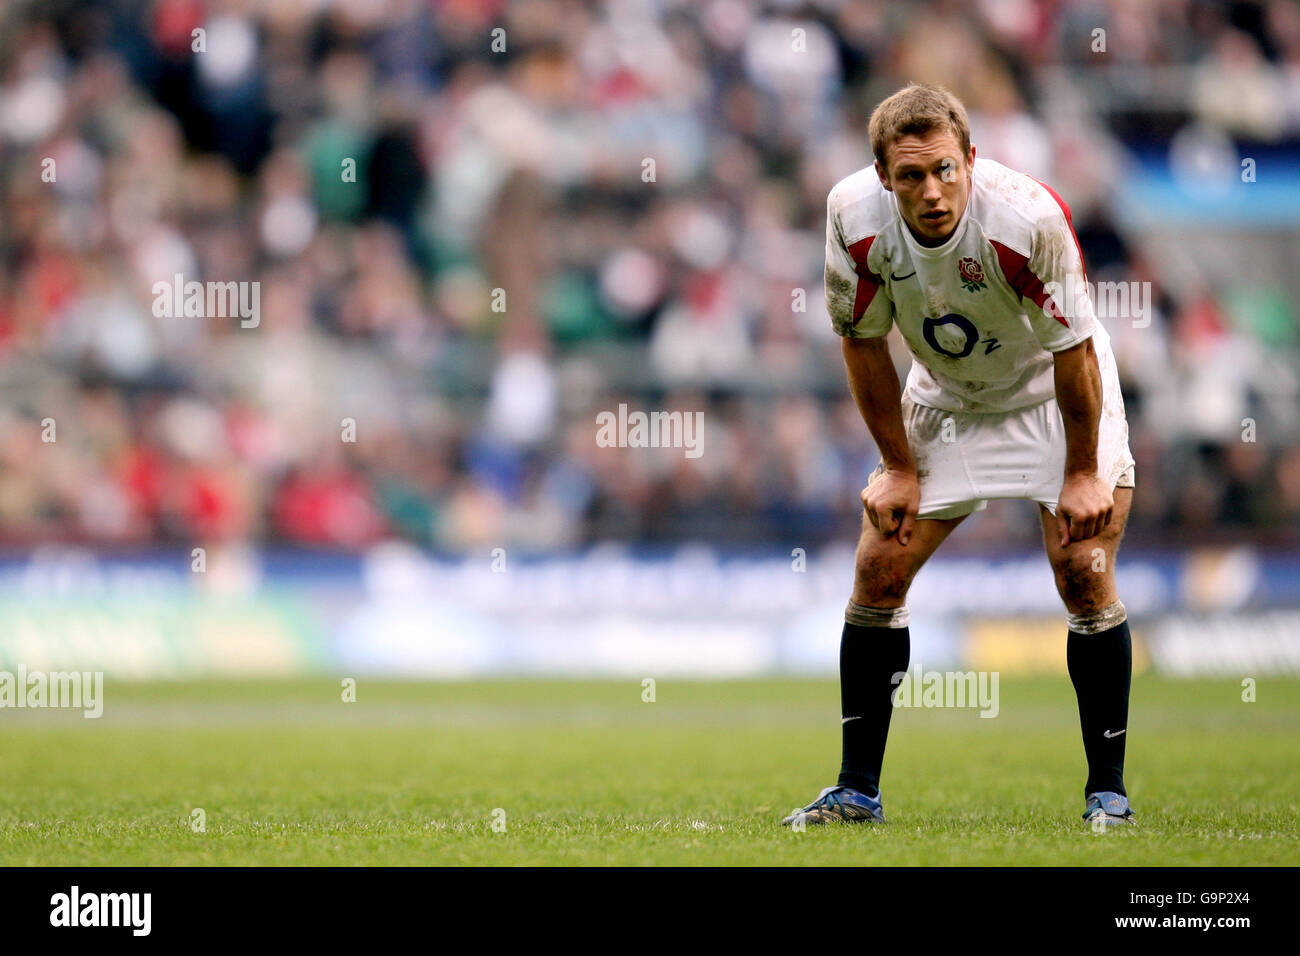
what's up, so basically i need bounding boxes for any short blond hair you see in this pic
[869,83,971,169]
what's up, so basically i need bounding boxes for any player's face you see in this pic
[876,131,975,246]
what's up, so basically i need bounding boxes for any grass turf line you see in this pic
[1,677,1296,865]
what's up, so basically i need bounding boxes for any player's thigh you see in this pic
[852,512,966,607]
[1038,486,1133,614]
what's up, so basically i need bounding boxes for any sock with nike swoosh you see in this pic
[836,602,910,798]
[1066,601,1132,797]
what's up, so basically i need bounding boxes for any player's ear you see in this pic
[968,143,976,167]
[874,159,892,192]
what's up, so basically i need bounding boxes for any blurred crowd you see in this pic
[1,0,1299,554]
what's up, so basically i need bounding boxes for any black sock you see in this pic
[837,621,909,798]
[1067,618,1132,797]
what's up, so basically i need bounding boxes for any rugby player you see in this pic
[783,84,1137,829]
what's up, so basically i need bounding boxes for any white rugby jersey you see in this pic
[825,156,1111,413]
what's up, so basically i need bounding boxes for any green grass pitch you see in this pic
[1,677,1296,865]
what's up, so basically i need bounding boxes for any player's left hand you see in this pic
[1056,472,1113,547]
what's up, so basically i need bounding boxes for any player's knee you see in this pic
[1053,551,1113,613]
[853,551,913,605]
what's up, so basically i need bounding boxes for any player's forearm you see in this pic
[1053,337,1102,476]
[842,336,916,474]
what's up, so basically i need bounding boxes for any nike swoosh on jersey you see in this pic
[890,271,916,281]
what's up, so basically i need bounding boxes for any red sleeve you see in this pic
[989,240,1070,328]
[846,235,882,325]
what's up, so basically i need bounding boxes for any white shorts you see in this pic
[868,393,1135,520]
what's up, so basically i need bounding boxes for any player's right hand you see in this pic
[862,469,921,545]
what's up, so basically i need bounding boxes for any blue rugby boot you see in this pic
[1083,790,1136,829]
[782,785,885,826]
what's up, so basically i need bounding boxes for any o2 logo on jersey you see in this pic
[923,313,978,358]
